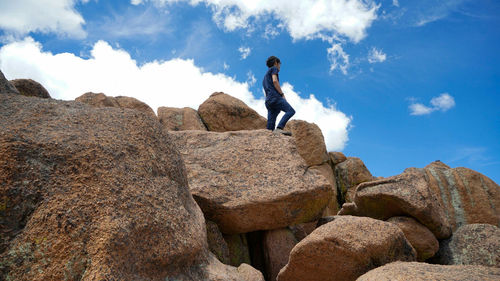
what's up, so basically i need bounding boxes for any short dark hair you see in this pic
[266,56,281,68]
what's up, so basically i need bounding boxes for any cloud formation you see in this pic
[0,37,351,151]
[238,46,251,60]
[367,47,386,63]
[409,93,456,115]
[0,0,87,38]
[327,43,350,75]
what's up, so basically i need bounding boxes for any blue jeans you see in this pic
[265,96,295,130]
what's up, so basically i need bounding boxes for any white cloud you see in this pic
[223,62,230,70]
[0,0,87,38]
[409,93,456,115]
[367,47,386,63]
[392,0,400,7]
[238,46,251,60]
[246,70,256,86]
[0,37,351,151]
[327,43,349,75]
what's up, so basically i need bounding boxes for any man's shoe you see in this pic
[274,128,292,136]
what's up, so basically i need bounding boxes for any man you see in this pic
[262,56,295,136]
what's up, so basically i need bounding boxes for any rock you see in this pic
[223,234,251,267]
[170,130,332,234]
[288,221,317,242]
[197,92,266,131]
[157,106,207,131]
[329,151,347,166]
[316,216,336,228]
[356,261,500,281]
[10,79,51,98]
[431,224,500,267]
[284,120,328,166]
[236,263,265,281]
[339,168,452,239]
[277,216,416,281]
[310,163,339,215]
[335,157,374,203]
[387,216,439,261]
[262,228,298,281]
[75,92,155,117]
[206,220,231,264]
[0,92,257,280]
[0,70,20,95]
[424,161,500,231]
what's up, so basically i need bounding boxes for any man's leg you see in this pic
[266,101,280,130]
[276,98,296,129]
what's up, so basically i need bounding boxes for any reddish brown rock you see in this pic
[356,262,500,281]
[206,220,230,264]
[335,157,374,203]
[284,120,329,166]
[10,79,51,98]
[387,216,439,261]
[329,151,347,166]
[170,130,332,234]
[157,106,207,131]
[75,92,155,117]
[310,163,339,215]
[431,224,500,267]
[339,168,452,239]
[424,161,500,231]
[262,228,298,281]
[197,92,266,131]
[0,70,19,95]
[0,92,259,281]
[289,221,317,242]
[277,216,416,281]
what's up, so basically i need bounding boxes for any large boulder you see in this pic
[284,120,328,166]
[157,106,207,131]
[0,92,259,281]
[356,262,500,281]
[262,228,298,281]
[277,216,416,281]
[335,157,374,203]
[169,130,332,234]
[424,161,500,231]
[387,216,439,261]
[0,70,20,95]
[431,224,500,267]
[328,151,347,166]
[75,92,156,117]
[310,163,339,215]
[197,92,266,131]
[10,79,51,98]
[339,168,452,239]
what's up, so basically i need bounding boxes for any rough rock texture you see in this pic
[0,70,20,95]
[262,228,298,281]
[356,262,500,281]
[310,163,339,215]
[284,120,328,166]
[329,151,347,166]
[424,161,500,231]
[10,79,51,98]
[431,224,500,267]
[335,157,374,203]
[339,168,452,239]
[277,216,416,281]
[206,220,230,264]
[157,106,207,131]
[170,130,332,234]
[75,92,156,117]
[222,234,251,267]
[197,92,266,131]
[387,216,439,261]
[194,254,264,281]
[236,263,265,281]
[289,222,317,242]
[0,93,258,281]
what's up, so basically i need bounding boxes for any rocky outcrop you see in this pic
[431,224,500,267]
[0,70,20,95]
[311,163,339,215]
[339,168,452,239]
[387,216,439,261]
[10,79,51,98]
[277,216,416,281]
[424,161,500,231]
[170,130,332,234]
[335,157,374,203]
[75,92,156,117]
[284,120,328,166]
[0,92,259,281]
[329,151,347,166]
[356,262,500,281]
[157,106,207,131]
[262,228,298,281]
[197,92,266,131]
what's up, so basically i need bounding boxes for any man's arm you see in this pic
[272,74,284,97]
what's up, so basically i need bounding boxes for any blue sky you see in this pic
[0,0,499,183]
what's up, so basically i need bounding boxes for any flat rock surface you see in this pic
[356,261,500,281]
[170,130,332,234]
[277,216,416,281]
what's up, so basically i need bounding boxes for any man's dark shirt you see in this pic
[262,66,281,100]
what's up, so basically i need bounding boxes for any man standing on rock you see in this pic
[263,56,295,135]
